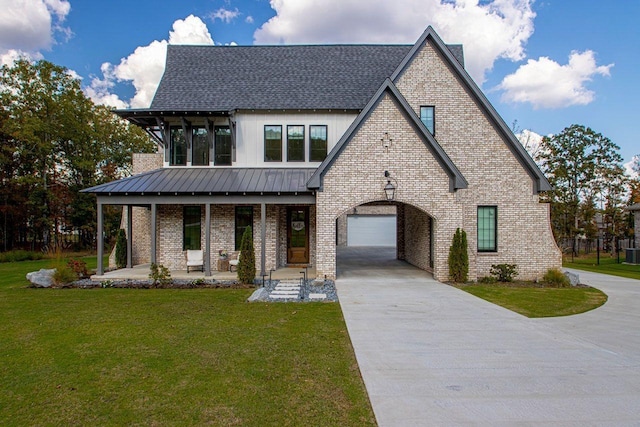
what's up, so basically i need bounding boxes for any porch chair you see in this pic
[229,251,241,272]
[186,249,204,273]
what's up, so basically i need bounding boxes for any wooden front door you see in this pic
[287,207,309,264]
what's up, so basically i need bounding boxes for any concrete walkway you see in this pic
[336,247,640,426]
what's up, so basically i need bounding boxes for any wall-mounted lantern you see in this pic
[384,170,397,201]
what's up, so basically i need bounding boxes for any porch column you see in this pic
[260,202,266,276]
[97,200,104,275]
[205,203,211,276]
[150,203,157,264]
[126,205,133,268]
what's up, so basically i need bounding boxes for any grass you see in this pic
[0,257,375,426]
[563,252,640,280]
[460,283,608,318]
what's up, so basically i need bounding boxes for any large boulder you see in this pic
[26,268,56,288]
[564,271,580,286]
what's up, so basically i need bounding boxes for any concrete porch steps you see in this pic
[268,280,301,300]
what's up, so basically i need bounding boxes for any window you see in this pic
[477,206,497,252]
[192,127,209,166]
[235,206,253,250]
[170,127,187,166]
[420,106,435,135]
[264,125,282,161]
[310,125,327,162]
[183,206,201,250]
[215,126,232,166]
[287,125,305,161]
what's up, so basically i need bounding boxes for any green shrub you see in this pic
[237,226,256,285]
[115,229,127,269]
[542,268,570,287]
[149,263,171,287]
[448,228,468,283]
[53,265,79,285]
[490,264,518,282]
[0,250,44,263]
[478,276,497,284]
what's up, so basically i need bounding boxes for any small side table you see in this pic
[217,258,230,272]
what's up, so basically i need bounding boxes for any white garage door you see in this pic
[347,215,396,246]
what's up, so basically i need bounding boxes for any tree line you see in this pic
[535,124,639,255]
[0,59,155,252]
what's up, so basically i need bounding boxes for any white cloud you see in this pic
[210,7,240,23]
[245,16,255,24]
[516,128,545,159]
[498,50,613,109]
[253,0,536,84]
[0,0,70,59]
[86,15,214,109]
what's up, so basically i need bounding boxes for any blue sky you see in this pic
[1,0,638,168]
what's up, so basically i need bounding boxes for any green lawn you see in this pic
[564,253,640,280]
[0,257,375,426]
[461,284,607,318]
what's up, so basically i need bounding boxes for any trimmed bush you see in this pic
[0,250,44,263]
[490,264,518,282]
[149,263,171,287]
[542,268,571,287]
[448,228,468,283]
[237,226,256,285]
[53,266,79,285]
[115,229,127,269]
[478,276,497,284]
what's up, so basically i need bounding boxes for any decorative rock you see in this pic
[26,269,56,288]
[247,287,268,302]
[564,271,580,286]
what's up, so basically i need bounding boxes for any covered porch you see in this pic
[81,168,317,278]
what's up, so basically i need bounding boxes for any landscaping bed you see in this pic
[451,281,608,318]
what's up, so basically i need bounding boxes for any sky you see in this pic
[1,0,638,170]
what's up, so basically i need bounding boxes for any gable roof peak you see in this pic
[307,77,467,192]
[390,26,550,193]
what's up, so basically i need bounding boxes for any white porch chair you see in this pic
[229,251,241,272]
[186,249,204,273]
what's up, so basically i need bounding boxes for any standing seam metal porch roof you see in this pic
[81,168,317,195]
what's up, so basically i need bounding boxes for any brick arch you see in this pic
[331,197,440,224]
[327,196,444,278]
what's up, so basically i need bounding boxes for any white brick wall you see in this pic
[315,38,561,281]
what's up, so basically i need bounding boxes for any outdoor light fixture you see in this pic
[384,170,397,201]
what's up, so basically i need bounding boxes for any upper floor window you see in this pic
[170,127,187,166]
[420,106,435,135]
[192,127,209,166]
[310,125,328,162]
[477,206,497,252]
[215,126,232,166]
[287,125,305,162]
[264,125,282,162]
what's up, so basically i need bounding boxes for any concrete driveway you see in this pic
[336,247,640,426]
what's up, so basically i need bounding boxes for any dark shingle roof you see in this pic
[81,168,316,195]
[150,44,463,111]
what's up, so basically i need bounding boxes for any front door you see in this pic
[287,207,309,264]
